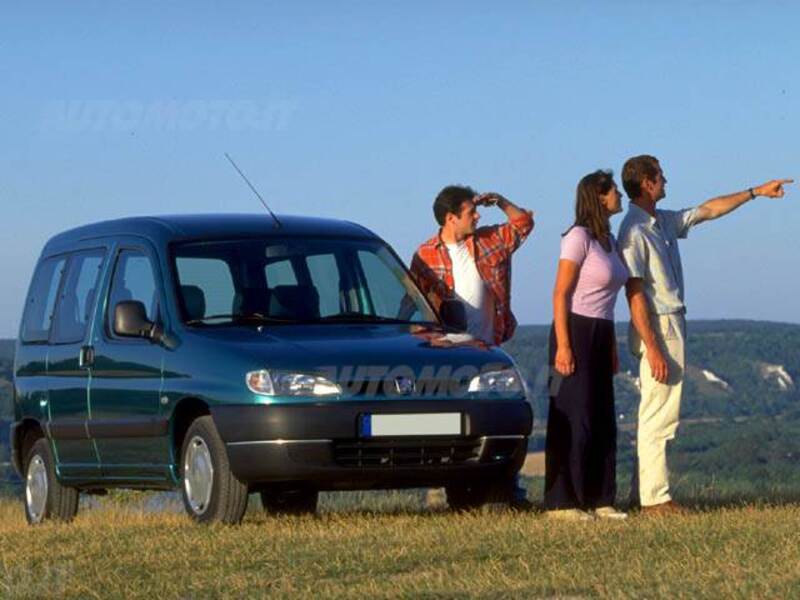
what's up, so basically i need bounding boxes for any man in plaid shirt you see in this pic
[410,185,534,345]
[412,185,535,509]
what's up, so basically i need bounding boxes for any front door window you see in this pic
[107,250,159,333]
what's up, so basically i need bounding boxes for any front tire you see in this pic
[24,438,79,525]
[180,416,248,525]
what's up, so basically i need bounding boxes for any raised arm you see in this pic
[552,259,580,376]
[474,192,535,254]
[625,279,668,384]
[476,192,529,221]
[695,179,793,223]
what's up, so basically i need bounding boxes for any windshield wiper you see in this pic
[313,313,412,324]
[186,313,297,326]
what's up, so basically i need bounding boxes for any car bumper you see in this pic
[211,400,533,489]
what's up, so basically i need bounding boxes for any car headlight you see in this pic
[246,370,342,397]
[467,368,523,394]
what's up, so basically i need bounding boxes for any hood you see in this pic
[181,323,515,378]
[187,324,512,370]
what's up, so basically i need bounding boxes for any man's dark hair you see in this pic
[433,185,476,226]
[622,155,660,200]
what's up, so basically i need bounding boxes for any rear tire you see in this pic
[180,416,248,525]
[24,438,79,525]
[260,487,318,515]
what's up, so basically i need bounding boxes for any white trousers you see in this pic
[629,313,686,507]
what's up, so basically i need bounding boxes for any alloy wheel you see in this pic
[25,454,48,524]
[183,436,214,515]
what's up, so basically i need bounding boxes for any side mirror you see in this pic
[114,301,157,339]
[439,299,467,332]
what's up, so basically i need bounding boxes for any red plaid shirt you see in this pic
[410,211,534,345]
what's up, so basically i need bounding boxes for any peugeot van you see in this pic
[12,215,532,524]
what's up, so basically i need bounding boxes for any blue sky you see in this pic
[0,1,797,338]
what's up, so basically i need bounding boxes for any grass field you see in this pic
[2,486,800,599]
[3,419,800,598]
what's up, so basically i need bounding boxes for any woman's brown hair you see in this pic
[571,169,615,248]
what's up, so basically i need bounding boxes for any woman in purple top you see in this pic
[545,170,630,521]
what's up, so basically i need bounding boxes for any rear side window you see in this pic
[107,250,160,333]
[51,251,106,344]
[20,257,67,343]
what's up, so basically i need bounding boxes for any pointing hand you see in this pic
[755,179,794,198]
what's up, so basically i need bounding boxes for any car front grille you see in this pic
[333,438,482,468]
[337,378,462,397]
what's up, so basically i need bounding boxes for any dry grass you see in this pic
[1,490,799,599]
[520,451,545,477]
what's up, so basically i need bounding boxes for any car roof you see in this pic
[42,214,379,255]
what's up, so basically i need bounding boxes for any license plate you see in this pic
[359,413,462,437]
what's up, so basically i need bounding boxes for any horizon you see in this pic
[1,316,799,342]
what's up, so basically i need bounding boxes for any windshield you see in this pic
[172,237,438,326]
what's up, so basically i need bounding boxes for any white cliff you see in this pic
[760,364,795,391]
[701,369,732,392]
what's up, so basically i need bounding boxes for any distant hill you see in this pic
[1,339,14,488]
[504,320,800,423]
[0,340,12,422]
[0,339,13,362]
[2,320,797,424]
[2,322,799,492]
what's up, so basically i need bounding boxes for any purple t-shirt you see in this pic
[560,226,629,321]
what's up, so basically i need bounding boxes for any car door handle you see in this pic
[79,345,95,368]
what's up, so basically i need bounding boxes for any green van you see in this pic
[12,215,532,524]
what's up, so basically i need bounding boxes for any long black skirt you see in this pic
[544,312,617,510]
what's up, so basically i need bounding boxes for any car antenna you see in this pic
[224,152,282,229]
